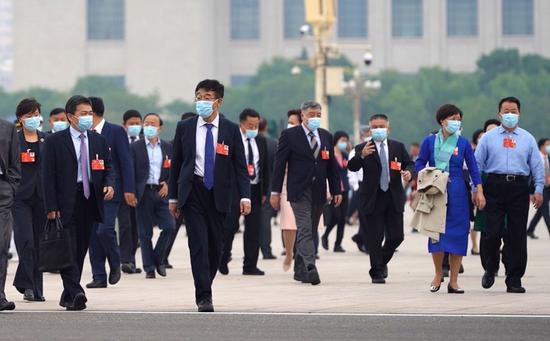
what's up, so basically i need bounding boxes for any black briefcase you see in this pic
[38,218,73,272]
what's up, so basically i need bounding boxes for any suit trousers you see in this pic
[183,177,226,303]
[59,186,98,305]
[527,186,550,235]
[259,199,275,257]
[364,189,404,279]
[290,187,324,276]
[164,214,184,265]
[89,200,121,282]
[323,194,349,247]
[136,187,175,274]
[117,201,139,265]
[12,192,45,297]
[0,179,14,300]
[482,177,530,288]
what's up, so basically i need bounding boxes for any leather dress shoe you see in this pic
[527,232,539,240]
[146,271,156,279]
[447,285,465,294]
[333,245,346,253]
[304,266,321,285]
[0,298,15,311]
[263,253,277,260]
[293,272,306,283]
[372,278,386,284]
[66,293,87,311]
[156,263,167,277]
[219,262,229,275]
[197,297,214,312]
[23,289,35,301]
[86,280,107,289]
[351,234,365,253]
[164,262,174,269]
[121,263,142,274]
[506,286,526,294]
[482,271,495,289]
[109,267,121,285]
[321,235,329,250]
[243,268,265,276]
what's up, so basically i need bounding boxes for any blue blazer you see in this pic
[168,116,251,213]
[100,121,135,202]
[131,139,172,202]
[15,130,47,201]
[41,128,115,224]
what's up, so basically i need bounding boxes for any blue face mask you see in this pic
[371,128,388,142]
[337,141,348,151]
[196,100,214,118]
[287,123,295,129]
[444,120,461,135]
[76,115,93,132]
[23,116,41,132]
[52,121,69,132]
[128,125,142,137]
[501,113,519,129]
[245,129,258,139]
[307,117,321,131]
[545,145,550,155]
[143,126,159,139]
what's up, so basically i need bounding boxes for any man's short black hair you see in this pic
[287,109,302,122]
[89,96,105,116]
[259,117,268,131]
[49,107,65,117]
[239,108,260,122]
[195,79,224,99]
[435,104,462,125]
[123,109,142,123]
[181,112,196,121]
[65,95,92,115]
[144,112,163,126]
[538,138,549,149]
[369,114,389,122]
[472,129,484,146]
[498,96,521,112]
[483,118,501,132]
[16,98,41,117]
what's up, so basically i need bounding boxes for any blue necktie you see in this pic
[379,142,389,192]
[204,123,215,190]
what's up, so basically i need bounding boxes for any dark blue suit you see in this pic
[169,115,250,303]
[42,127,115,306]
[89,121,135,283]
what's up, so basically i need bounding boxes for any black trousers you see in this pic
[323,193,349,247]
[364,189,404,279]
[164,214,184,265]
[117,201,139,265]
[59,187,98,305]
[259,199,275,257]
[12,192,45,297]
[482,176,530,288]
[183,177,226,303]
[527,186,550,235]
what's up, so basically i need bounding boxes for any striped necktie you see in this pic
[309,132,319,159]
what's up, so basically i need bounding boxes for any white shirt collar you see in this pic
[70,126,87,139]
[374,139,387,147]
[198,113,220,128]
[301,123,318,137]
[145,137,161,147]
[94,118,106,134]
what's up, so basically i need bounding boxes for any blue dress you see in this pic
[416,134,482,256]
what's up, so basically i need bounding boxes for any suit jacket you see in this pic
[271,125,341,205]
[347,139,415,214]
[168,115,250,213]
[100,121,135,202]
[131,138,172,202]
[15,130,47,200]
[263,134,277,194]
[0,119,21,196]
[41,128,115,224]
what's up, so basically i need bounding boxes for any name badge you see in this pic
[247,164,255,176]
[21,149,36,163]
[390,158,402,171]
[321,148,330,160]
[503,138,516,149]
[453,147,459,156]
[216,143,229,156]
[163,156,171,169]
[91,154,105,171]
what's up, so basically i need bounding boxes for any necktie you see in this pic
[309,132,320,159]
[79,133,91,199]
[379,142,389,192]
[247,138,256,180]
[203,124,215,190]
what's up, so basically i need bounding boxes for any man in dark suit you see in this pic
[42,95,115,310]
[169,79,251,312]
[0,119,21,311]
[219,109,270,276]
[270,101,342,286]
[118,109,143,274]
[86,97,137,289]
[131,113,175,279]
[258,118,277,260]
[347,114,414,284]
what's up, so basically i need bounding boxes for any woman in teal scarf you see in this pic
[416,104,485,294]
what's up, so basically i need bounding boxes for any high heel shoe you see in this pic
[447,285,465,294]
[430,277,444,292]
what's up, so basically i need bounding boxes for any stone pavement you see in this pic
[5,206,550,314]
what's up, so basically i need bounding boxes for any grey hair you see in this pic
[300,101,322,112]
[360,125,370,133]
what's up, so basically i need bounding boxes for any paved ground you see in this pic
[5,207,550,314]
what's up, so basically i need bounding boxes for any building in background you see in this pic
[0,0,13,90]
[12,0,550,103]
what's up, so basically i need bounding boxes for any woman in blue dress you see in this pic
[416,104,485,294]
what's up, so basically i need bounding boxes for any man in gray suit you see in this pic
[0,119,21,311]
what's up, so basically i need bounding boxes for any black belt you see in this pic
[487,173,528,182]
[146,184,161,190]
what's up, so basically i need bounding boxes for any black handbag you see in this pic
[38,218,73,272]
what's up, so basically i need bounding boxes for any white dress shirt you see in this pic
[146,138,163,185]
[241,130,260,185]
[69,126,91,183]
[302,123,320,148]
[93,118,106,134]
[194,114,219,177]
[347,148,362,191]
